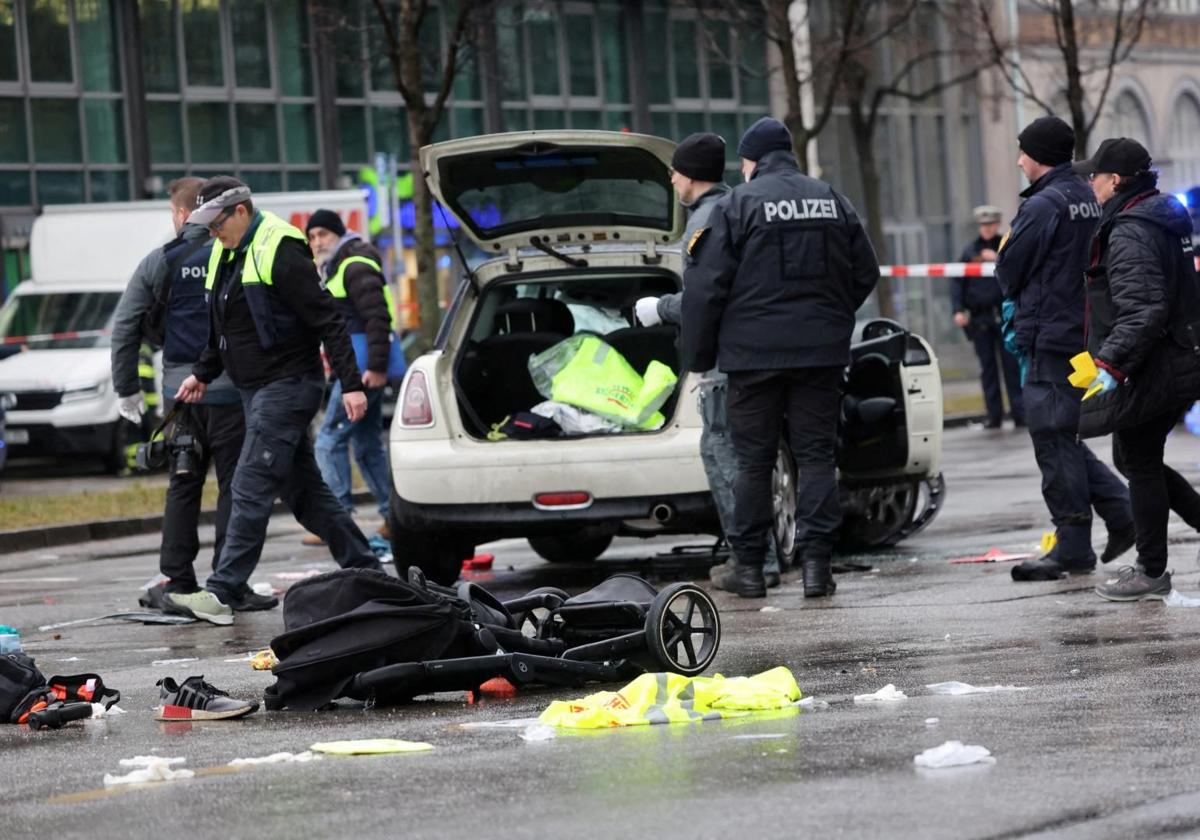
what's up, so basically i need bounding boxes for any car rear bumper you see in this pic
[391,490,717,543]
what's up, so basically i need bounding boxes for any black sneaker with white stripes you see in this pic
[155,676,259,721]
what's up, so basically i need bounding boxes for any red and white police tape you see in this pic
[1,328,111,345]
[881,258,1200,278]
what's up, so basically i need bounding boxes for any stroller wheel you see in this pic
[511,586,569,635]
[645,583,721,677]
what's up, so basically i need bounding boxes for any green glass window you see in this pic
[709,113,739,163]
[0,1,19,81]
[570,110,602,130]
[453,50,479,101]
[27,0,72,83]
[231,1,271,88]
[282,104,317,164]
[502,108,528,131]
[241,171,281,193]
[528,17,559,97]
[643,9,669,105]
[187,102,231,163]
[31,100,81,163]
[84,99,125,164]
[36,170,84,205]
[147,102,183,163]
[0,171,30,206]
[90,170,128,201]
[532,110,563,131]
[274,0,312,96]
[236,103,278,164]
[453,107,482,139]
[77,0,120,92]
[139,0,179,93]
[598,8,627,104]
[604,110,631,132]
[739,28,768,106]
[151,169,186,197]
[419,5,442,94]
[566,14,597,98]
[372,105,409,161]
[183,0,224,87]
[338,106,368,163]
[0,99,27,163]
[650,111,672,139]
[287,171,320,192]
[368,13,394,92]
[672,20,700,98]
[677,111,705,139]
[496,6,524,100]
[334,6,364,98]
[706,23,733,100]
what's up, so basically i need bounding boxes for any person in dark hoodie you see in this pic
[1072,139,1200,601]
[995,116,1136,582]
[682,117,879,599]
[304,209,403,545]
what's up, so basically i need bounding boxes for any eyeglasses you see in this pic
[207,207,235,234]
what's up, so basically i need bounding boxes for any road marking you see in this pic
[0,577,79,583]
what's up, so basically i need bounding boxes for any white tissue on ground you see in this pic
[228,751,319,766]
[1165,589,1200,608]
[853,684,908,704]
[926,681,1030,695]
[105,757,193,786]
[519,724,557,742]
[914,740,996,769]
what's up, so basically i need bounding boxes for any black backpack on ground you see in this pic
[0,652,47,723]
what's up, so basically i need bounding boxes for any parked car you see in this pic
[388,130,944,584]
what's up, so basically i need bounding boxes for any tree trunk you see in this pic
[848,106,895,319]
[1057,0,1090,157]
[409,135,440,350]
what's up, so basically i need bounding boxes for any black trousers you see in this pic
[159,400,246,594]
[967,315,1024,424]
[1112,407,1200,577]
[205,375,380,602]
[725,367,842,568]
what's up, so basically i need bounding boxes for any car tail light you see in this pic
[533,492,593,510]
[400,370,434,427]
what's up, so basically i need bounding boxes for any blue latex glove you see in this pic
[1094,369,1118,393]
[1000,299,1020,357]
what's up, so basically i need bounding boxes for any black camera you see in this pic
[132,406,204,476]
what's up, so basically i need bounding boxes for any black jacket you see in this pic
[325,237,392,374]
[952,234,1005,314]
[1078,186,1200,437]
[681,150,879,372]
[194,222,363,393]
[995,163,1100,357]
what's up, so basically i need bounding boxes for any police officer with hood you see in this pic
[995,117,1135,582]
[634,132,781,591]
[171,177,381,625]
[682,118,879,599]
[1072,139,1200,601]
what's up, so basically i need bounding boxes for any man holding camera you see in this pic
[173,177,381,626]
[110,178,257,610]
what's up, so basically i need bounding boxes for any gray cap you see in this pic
[189,176,252,226]
[973,205,1002,224]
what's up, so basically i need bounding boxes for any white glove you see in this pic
[635,297,662,327]
[118,393,144,424]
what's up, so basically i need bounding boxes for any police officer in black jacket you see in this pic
[1073,139,1200,601]
[953,205,1024,429]
[171,177,381,626]
[995,117,1135,582]
[682,118,880,599]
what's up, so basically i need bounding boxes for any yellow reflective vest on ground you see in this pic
[528,334,677,431]
[539,666,802,728]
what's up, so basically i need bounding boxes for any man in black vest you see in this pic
[110,178,258,610]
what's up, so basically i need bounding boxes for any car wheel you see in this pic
[388,520,473,586]
[644,582,721,677]
[838,480,920,550]
[771,439,798,568]
[528,529,614,564]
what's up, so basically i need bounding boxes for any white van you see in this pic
[0,189,368,471]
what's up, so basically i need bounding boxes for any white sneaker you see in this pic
[165,590,234,625]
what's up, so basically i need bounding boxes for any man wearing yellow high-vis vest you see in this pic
[172,177,381,626]
[304,209,405,544]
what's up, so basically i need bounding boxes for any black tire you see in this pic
[388,518,473,587]
[528,529,614,564]
[771,438,798,569]
[510,586,569,635]
[644,582,720,677]
[837,480,920,550]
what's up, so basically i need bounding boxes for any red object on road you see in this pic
[949,548,1035,565]
[462,554,494,571]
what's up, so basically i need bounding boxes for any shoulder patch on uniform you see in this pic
[687,226,710,256]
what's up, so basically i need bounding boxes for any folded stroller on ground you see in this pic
[264,568,721,711]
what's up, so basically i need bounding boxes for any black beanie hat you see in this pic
[1018,116,1075,167]
[671,133,726,182]
[306,208,346,237]
[737,117,793,161]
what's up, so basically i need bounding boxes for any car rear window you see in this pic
[435,145,674,241]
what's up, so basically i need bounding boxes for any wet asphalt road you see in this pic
[5,425,1200,838]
